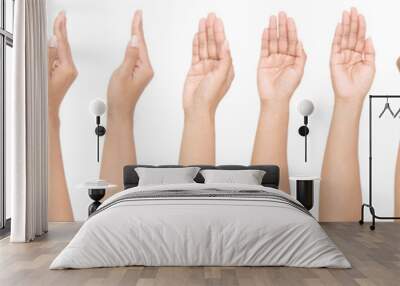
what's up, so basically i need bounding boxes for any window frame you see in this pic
[0,0,14,235]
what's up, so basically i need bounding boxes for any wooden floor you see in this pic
[0,222,399,286]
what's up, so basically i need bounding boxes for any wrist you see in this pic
[260,99,290,115]
[106,109,134,124]
[334,95,365,110]
[47,104,60,122]
[333,96,365,122]
[183,102,216,120]
[48,109,60,127]
[184,108,215,124]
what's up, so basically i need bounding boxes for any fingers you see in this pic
[192,33,200,65]
[214,17,226,59]
[192,14,227,64]
[287,17,298,56]
[131,10,151,64]
[198,18,208,60]
[331,23,343,54]
[348,7,358,50]
[53,11,74,64]
[278,12,288,54]
[364,37,375,65]
[355,14,366,53]
[260,28,269,57]
[121,36,140,72]
[206,13,217,59]
[268,15,278,54]
[265,12,298,56]
[340,10,350,50]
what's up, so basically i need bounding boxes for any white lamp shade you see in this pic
[89,98,106,116]
[297,99,314,116]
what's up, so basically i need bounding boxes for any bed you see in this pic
[50,165,350,269]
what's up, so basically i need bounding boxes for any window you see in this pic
[0,0,14,235]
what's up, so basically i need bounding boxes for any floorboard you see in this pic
[0,222,399,286]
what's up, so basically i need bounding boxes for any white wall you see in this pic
[47,0,400,221]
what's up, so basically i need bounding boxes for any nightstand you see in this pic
[289,176,320,217]
[78,180,117,216]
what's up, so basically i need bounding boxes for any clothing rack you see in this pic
[360,95,400,230]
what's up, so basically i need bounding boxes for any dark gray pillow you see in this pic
[135,167,201,186]
[200,169,266,185]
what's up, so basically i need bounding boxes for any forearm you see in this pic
[320,97,364,221]
[100,112,136,198]
[179,110,216,165]
[251,100,290,193]
[48,111,74,221]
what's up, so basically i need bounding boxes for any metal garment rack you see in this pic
[360,95,400,230]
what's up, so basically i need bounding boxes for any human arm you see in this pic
[48,11,78,221]
[320,8,375,221]
[100,11,154,198]
[179,13,234,165]
[251,12,306,193]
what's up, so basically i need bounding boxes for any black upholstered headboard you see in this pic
[123,165,280,189]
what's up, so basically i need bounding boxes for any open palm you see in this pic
[183,13,233,113]
[258,13,306,102]
[330,8,375,99]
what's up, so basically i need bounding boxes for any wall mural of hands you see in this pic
[46,4,390,222]
[330,8,375,102]
[321,7,376,222]
[257,12,306,103]
[180,13,234,165]
[48,11,77,222]
[107,10,154,117]
[100,10,154,198]
[48,11,78,116]
[252,12,306,193]
[183,13,234,116]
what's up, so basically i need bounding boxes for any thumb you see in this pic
[48,36,58,77]
[216,40,232,78]
[364,37,375,65]
[294,41,306,68]
[121,35,140,73]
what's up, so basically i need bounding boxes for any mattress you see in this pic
[50,183,350,269]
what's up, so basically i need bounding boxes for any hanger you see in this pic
[379,97,395,118]
[394,106,400,118]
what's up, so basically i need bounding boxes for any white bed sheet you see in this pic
[50,183,350,269]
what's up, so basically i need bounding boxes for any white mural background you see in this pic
[47,0,400,221]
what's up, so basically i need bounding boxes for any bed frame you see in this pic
[123,165,280,190]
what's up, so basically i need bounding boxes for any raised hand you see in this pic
[48,11,76,221]
[251,12,305,193]
[320,8,375,222]
[107,10,154,117]
[257,12,306,103]
[48,11,78,114]
[179,13,233,165]
[183,13,234,116]
[330,7,375,100]
[101,11,154,197]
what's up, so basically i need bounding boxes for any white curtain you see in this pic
[10,0,48,242]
